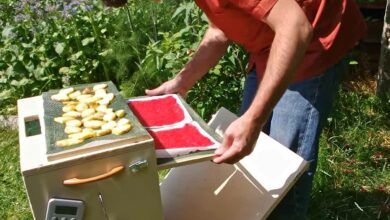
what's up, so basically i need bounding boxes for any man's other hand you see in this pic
[213,114,262,164]
[145,78,189,97]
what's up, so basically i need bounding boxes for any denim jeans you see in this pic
[239,59,347,220]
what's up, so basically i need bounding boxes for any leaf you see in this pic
[69,65,78,75]
[171,5,186,20]
[228,55,236,65]
[164,53,176,60]
[70,51,83,61]
[0,90,12,99]
[38,45,46,53]
[12,61,27,75]
[92,60,99,68]
[10,78,31,87]
[2,26,14,39]
[33,66,45,79]
[59,67,70,74]
[152,48,164,54]
[99,49,112,57]
[54,42,65,55]
[82,37,95,46]
[81,16,90,22]
[21,43,32,48]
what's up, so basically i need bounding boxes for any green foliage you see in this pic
[118,1,247,119]
[187,44,248,120]
[0,0,247,119]
[0,0,117,114]
[119,0,208,98]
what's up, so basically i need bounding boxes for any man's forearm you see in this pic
[175,24,230,90]
[244,1,313,125]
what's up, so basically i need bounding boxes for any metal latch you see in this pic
[129,160,148,173]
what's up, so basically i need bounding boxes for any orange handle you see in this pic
[63,166,124,186]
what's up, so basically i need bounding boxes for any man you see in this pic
[103,0,366,218]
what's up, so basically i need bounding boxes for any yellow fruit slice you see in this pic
[117,118,131,126]
[81,108,96,118]
[93,83,108,91]
[112,124,132,135]
[96,129,111,137]
[54,116,75,124]
[63,111,81,118]
[115,109,126,118]
[84,120,104,129]
[103,112,116,122]
[64,126,82,134]
[56,138,83,147]
[65,120,82,127]
[62,105,76,113]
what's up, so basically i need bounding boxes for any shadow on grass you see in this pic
[309,188,390,220]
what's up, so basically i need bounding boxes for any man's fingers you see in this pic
[213,143,239,164]
[214,133,233,156]
[145,86,164,96]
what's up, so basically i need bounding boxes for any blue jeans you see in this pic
[239,59,347,220]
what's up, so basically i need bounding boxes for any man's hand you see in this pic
[213,114,262,164]
[145,77,189,97]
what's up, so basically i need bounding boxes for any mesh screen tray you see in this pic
[42,81,150,161]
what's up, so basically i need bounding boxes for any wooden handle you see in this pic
[63,166,124,185]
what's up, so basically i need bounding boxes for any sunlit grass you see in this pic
[0,128,32,219]
[309,89,390,219]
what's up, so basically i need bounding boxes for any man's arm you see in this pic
[213,0,313,164]
[146,24,230,96]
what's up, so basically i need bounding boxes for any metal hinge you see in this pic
[129,160,149,173]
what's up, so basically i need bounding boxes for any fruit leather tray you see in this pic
[149,122,219,158]
[42,81,149,160]
[128,94,221,159]
[128,95,192,128]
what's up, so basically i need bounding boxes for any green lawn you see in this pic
[309,89,390,219]
[0,89,389,219]
[0,128,32,219]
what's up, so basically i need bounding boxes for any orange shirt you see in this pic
[195,0,367,82]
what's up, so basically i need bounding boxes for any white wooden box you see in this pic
[19,94,308,220]
[18,96,164,220]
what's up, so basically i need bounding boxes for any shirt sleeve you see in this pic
[227,0,278,20]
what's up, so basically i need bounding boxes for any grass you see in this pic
[0,87,389,220]
[0,127,32,219]
[308,87,390,219]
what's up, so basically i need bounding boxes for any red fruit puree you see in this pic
[149,124,214,150]
[128,96,185,127]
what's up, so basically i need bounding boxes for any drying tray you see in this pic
[128,95,222,170]
[42,81,150,161]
